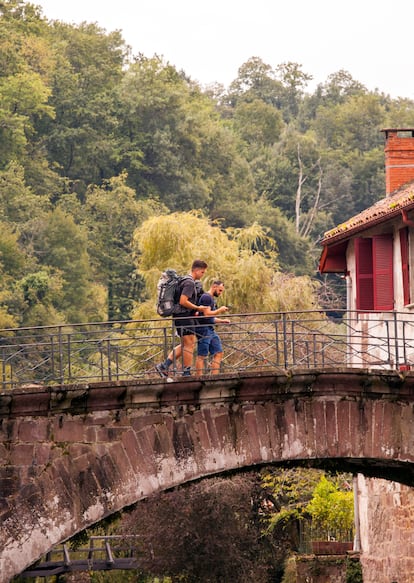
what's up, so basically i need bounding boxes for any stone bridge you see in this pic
[2,368,414,581]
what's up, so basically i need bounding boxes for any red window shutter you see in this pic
[355,238,374,310]
[400,227,410,305]
[373,234,394,310]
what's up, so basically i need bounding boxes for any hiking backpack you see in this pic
[156,269,203,317]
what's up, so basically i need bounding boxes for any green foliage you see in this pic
[346,556,363,583]
[132,211,319,316]
[17,268,65,326]
[33,207,107,322]
[262,468,323,535]
[262,468,354,558]
[306,474,354,541]
[1,1,414,328]
[81,173,161,320]
[116,55,254,214]
[233,99,284,146]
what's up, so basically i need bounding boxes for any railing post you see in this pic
[393,311,399,367]
[114,346,119,380]
[274,320,280,366]
[99,342,104,381]
[105,541,115,565]
[63,544,71,566]
[402,318,407,365]
[1,348,6,390]
[50,334,55,381]
[67,333,71,381]
[88,537,95,561]
[282,312,288,369]
[162,327,169,359]
[106,339,112,381]
[58,326,64,384]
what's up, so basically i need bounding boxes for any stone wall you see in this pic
[282,554,361,583]
[358,474,414,582]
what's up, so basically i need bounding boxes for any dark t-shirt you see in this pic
[174,276,196,317]
[197,292,216,333]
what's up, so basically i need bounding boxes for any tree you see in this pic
[262,469,354,553]
[0,1,55,171]
[132,211,320,317]
[121,474,279,582]
[0,161,51,226]
[17,268,65,326]
[232,99,284,146]
[0,222,27,328]
[253,128,324,236]
[275,61,312,121]
[115,55,254,214]
[81,173,163,320]
[306,474,354,541]
[252,201,314,274]
[32,207,107,323]
[319,70,367,103]
[227,56,284,108]
[39,20,127,191]
[261,468,323,551]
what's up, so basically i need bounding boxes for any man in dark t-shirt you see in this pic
[156,259,208,377]
[195,280,230,375]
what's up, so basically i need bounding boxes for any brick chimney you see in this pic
[382,128,414,195]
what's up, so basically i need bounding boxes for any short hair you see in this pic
[212,280,224,287]
[191,259,208,270]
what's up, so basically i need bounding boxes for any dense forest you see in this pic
[5,2,385,581]
[3,0,414,329]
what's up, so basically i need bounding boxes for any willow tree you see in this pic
[131,210,319,317]
[81,173,165,321]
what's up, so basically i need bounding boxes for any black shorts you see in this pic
[173,317,197,337]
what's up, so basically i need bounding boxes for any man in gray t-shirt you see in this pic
[156,259,208,377]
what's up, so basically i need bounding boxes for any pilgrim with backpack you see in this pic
[155,259,208,378]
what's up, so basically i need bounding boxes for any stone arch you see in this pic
[1,369,414,581]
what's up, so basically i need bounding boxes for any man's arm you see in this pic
[214,317,230,324]
[179,294,208,312]
[201,304,229,317]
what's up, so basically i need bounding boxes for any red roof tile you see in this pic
[321,182,414,245]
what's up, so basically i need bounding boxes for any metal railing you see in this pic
[1,310,414,389]
[19,536,140,577]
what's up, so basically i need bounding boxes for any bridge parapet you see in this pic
[2,369,414,581]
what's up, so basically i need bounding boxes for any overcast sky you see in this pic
[34,0,414,99]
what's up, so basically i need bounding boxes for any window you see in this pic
[400,227,410,305]
[355,235,394,310]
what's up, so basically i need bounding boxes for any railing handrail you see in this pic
[1,309,414,389]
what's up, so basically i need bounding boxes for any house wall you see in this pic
[357,474,414,582]
[345,220,414,369]
[346,220,408,312]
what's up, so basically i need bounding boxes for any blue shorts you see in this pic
[197,328,223,357]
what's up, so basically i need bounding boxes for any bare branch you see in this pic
[300,158,322,238]
[295,144,307,233]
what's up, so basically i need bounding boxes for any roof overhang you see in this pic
[319,240,348,274]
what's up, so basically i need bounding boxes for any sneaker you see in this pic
[155,363,169,378]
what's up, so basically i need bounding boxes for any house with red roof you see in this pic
[319,128,414,369]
